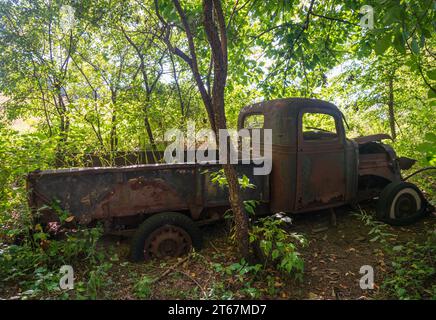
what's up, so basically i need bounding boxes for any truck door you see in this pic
[296,109,346,211]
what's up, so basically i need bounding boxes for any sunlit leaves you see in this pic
[416,133,436,166]
[375,34,392,55]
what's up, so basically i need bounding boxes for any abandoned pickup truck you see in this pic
[27,98,430,261]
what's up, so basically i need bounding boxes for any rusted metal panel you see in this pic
[295,145,347,210]
[344,139,359,203]
[28,162,269,227]
[295,106,347,210]
[92,178,188,220]
[358,153,398,182]
[269,144,297,213]
[238,98,403,214]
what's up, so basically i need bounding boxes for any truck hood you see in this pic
[353,133,417,170]
[353,134,392,145]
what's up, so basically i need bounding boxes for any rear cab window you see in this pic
[243,114,264,129]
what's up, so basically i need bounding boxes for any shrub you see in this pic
[250,216,307,280]
[0,225,106,299]
[133,275,153,299]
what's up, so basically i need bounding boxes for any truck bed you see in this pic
[27,162,270,228]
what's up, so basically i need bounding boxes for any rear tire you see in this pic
[376,181,427,226]
[130,212,203,262]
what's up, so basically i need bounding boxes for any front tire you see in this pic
[376,181,427,226]
[130,212,203,262]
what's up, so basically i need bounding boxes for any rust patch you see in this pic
[92,178,187,219]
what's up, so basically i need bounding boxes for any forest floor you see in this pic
[1,204,434,300]
[98,205,436,300]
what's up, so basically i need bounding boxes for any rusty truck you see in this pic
[27,98,430,261]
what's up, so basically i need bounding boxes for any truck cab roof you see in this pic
[238,97,341,129]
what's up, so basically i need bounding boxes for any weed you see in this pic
[352,208,395,246]
[133,275,153,299]
[0,225,108,299]
[353,207,435,299]
[382,231,436,299]
[250,216,307,280]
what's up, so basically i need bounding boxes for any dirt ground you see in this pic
[100,205,435,300]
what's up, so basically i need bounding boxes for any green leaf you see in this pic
[393,32,406,53]
[411,37,420,54]
[272,249,280,260]
[421,28,432,39]
[393,245,404,252]
[383,7,402,25]
[424,133,436,142]
[375,34,392,55]
[427,70,436,80]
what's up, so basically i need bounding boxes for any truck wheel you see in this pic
[130,212,203,262]
[376,181,427,226]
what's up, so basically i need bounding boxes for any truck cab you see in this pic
[238,98,424,225]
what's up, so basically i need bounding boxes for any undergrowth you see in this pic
[354,207,435,299]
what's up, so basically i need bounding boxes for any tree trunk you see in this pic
[144,95,158,156]
[110,111,118,154]
[155,0,250,259]
[205,0,250,259]
[169,53,185,117]
[222,163,250,257]
[211,78,250,257]
[144,109,157,152]
[388,77,396,140]
[54,88,69,166]
[110,91,118,158]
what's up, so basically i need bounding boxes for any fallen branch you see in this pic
[208,240,219,253]
[178,270,207,298]
[152,255,190,283]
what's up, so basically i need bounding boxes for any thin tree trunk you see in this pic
[110,91,118,157]
[222,163,250,257]
[388,77,396,140]
[54,87,69,166]
[144,95,157,153]
[110,111,117,153]
[144,107,157,151]
[169,53,185,117]
[204,0,249,258]
[155,0,250,259]
[120,27,161,153]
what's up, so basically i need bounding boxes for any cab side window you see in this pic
[302,112,338,141]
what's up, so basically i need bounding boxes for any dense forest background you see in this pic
[0,0,435,300]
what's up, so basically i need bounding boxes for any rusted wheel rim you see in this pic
[143,225,192,260]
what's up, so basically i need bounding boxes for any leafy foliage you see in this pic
[133,275,153,299]
[417,133,436,166]
[250,216,307,280]
[212,259,263,298]
[354,208,436,299]
[0,225,110,299]
[382,231,436,300]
